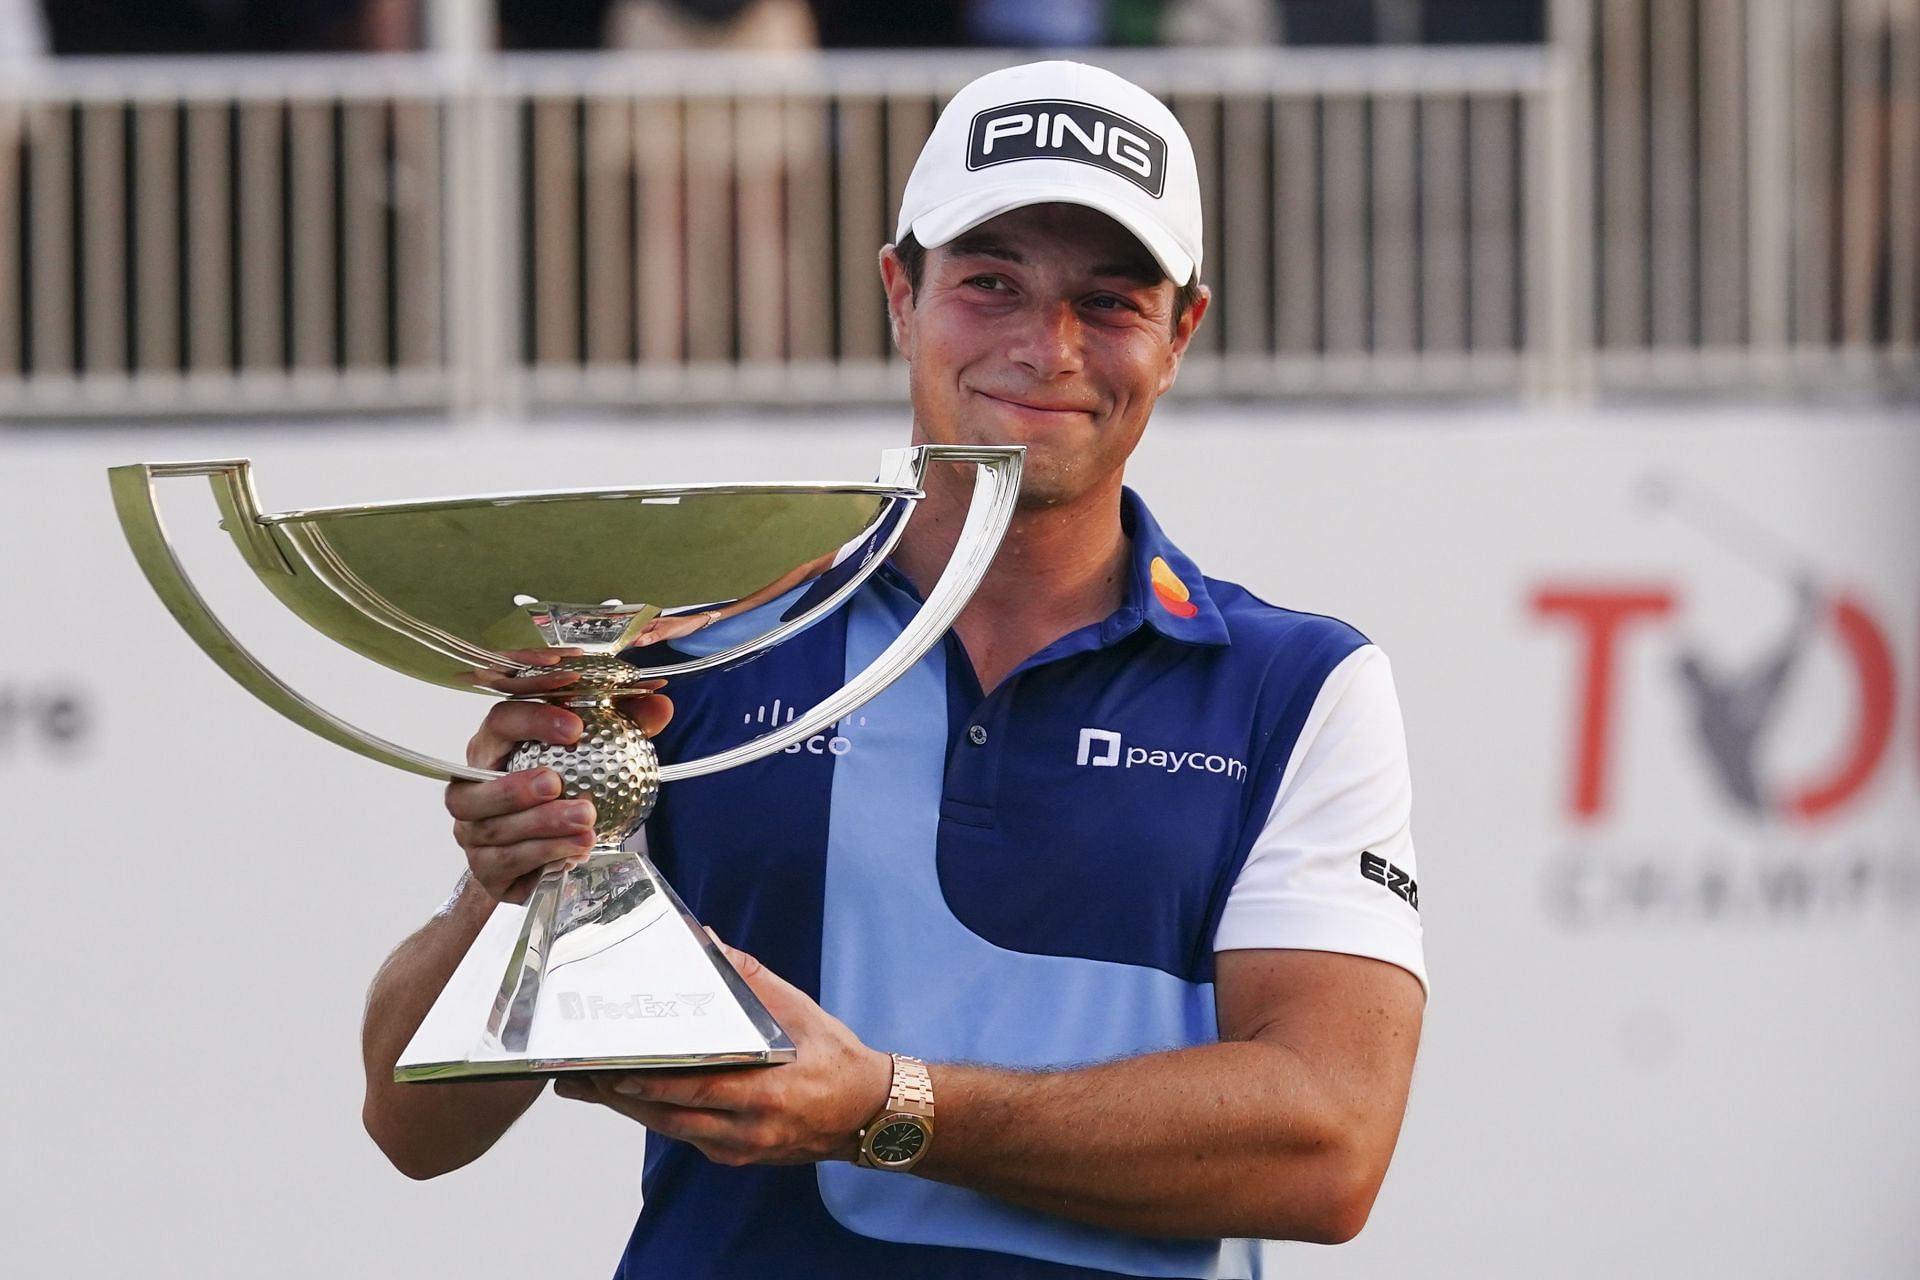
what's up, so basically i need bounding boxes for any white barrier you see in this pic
[2,404,1916,1276]
[4,4,1918,418]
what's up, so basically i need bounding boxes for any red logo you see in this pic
[1150,556,1199,619]
[1531,479,1905,825]
[1533,584,1898,822]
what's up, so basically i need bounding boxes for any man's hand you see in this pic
[554,935,891,1166]
[445,664,672,903]
[631,610,720,648]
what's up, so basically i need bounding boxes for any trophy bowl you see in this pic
[109,444,1024,1081]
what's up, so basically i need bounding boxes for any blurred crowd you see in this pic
[0,0,1543,56]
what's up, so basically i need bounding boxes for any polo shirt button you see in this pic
[967,724,989,746]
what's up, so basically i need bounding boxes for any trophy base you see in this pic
[395,1050,796,1085]
[395,852,796,1083]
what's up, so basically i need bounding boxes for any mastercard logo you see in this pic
[1150,556,1199,619]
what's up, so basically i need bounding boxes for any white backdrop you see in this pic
[3,402,1916,1278]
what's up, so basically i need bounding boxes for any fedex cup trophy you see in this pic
[109,445,1023,1081]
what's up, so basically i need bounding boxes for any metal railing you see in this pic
[0,58,454,415]
[501,49,1554,406]
[0,2,1914,419]
[1568,0,1920,391]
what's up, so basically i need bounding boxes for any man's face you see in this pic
[881,203,1208,510]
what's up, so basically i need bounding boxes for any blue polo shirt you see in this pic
[618,489,1413,1279]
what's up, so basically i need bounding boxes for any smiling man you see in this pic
[362,61,1427,1278]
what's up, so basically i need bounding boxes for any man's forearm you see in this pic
[360,877,544,1179]
[918,1040,1394,1244]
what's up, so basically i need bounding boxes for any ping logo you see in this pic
[1150,556,1199,619]
[1075,727,1247,782]
[967,99,1168,197]
[1360,851,1420,911]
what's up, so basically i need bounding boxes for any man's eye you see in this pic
[966,276,1005,291]
[1087,295,1134,312]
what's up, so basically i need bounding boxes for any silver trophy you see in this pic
[109,445,1023,1081]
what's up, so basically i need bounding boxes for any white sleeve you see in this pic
[1213,645,1427,994]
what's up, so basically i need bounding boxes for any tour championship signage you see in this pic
[1530,475,1917,928]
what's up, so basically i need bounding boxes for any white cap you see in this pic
[894,61,1204,285]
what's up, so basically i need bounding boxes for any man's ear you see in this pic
[878,245,915,359]
[1158,283,1211,396]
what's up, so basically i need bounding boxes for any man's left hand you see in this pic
[552,935,892,1166]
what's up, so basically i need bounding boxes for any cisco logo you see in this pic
[744,698,869,757]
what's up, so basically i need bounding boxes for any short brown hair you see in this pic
[892,232,1203,335]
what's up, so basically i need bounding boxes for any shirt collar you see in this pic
[878,487,1231,650]
[1119,488,1231,647]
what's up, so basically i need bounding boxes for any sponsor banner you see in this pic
[2,406,1915,1278]
[1525,475,1919,927]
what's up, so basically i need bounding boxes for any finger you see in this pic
[454,797,596,848]
[556,1074,735,1131]
[469,648,587,693]
[706,929,768,983]
[614,692,675,737]
[502,648,585,664]
[470,667,581,697]
[445,768,565,822]
[578,1090,741,1146]
[607,1069,753,1111]
[704,931,812,1026]
[466,702,584,769]
[495,867,545,907]
[468,835,594,898]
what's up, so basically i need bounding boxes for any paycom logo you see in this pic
[1076,727,1247,782]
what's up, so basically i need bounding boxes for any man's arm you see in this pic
[360,876,545,1179]
[361,689,673,1178]
[919,948,1423,1243]
[559,940,1424,1244]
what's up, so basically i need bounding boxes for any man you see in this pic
[362,60,1426,1277]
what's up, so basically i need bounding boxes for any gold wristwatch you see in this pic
[855,1054,935,1172]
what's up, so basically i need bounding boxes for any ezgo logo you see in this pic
[1076,727,1247,782]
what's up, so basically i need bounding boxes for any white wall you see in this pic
[3,402,1916,1278]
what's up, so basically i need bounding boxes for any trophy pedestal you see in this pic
[396,854,795,1082]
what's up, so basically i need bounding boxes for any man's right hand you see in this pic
[446,691,673,904]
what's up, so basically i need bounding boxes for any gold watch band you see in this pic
[855,1053,935,1170]
[889,1054,935,1111]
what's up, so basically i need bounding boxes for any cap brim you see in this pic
[904,183,1196,286]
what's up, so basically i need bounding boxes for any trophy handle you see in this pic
[109,460,496,783]
[656,443,1024,783]
[109,444,1023,787]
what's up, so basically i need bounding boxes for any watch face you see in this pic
[871,1119,926,1165]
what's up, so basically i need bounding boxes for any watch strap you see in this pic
[855,1053,935,1170]
[888,1054,935,1113]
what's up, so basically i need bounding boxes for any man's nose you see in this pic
[1006,300,1084,379]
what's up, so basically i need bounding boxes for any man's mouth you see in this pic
[973,390,1095,418]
